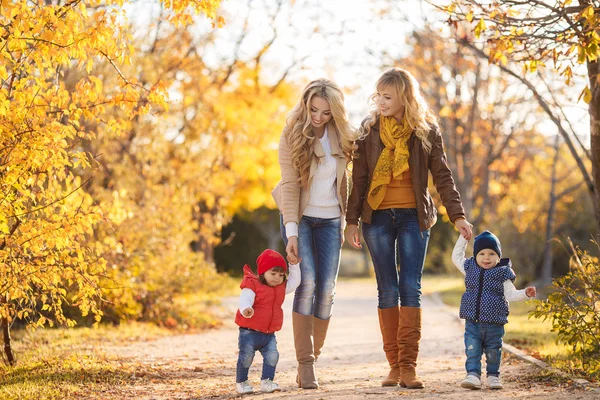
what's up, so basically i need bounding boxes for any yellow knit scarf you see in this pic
[367,115,412,210]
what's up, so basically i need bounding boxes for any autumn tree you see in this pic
[441,0,600,229]
[69,2,301,323]
[399,27,542,224]
[383,22,593,278]
[0,0,221,364]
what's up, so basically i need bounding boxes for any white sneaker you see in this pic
[236,380,253,394]
[260,379,281,393]
[460,374,482,390]
[488,375,503,389]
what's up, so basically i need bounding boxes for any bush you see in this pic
[530,239,600,378]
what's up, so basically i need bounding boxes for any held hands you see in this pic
[455,218,473,241]
[525,286,537,298]
[345,224,362,249]
[242,307,254,318]
[286,236,299,264]
[286,252,302,265]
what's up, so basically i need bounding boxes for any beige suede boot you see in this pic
[292,312,318,389]
[313,316,330,361]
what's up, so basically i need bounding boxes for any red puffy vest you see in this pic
[234,264,286,333]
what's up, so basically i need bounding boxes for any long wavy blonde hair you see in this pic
[361,68,437,152]
[284,79,357,188]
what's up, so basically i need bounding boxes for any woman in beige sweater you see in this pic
[272,79,358,389]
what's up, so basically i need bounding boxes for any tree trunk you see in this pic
[466,43,595,209]
[541,135,559,286]
[587,60,600,232]
[1,294,15,366]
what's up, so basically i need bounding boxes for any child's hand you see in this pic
[525,286,537,298]
[286,253,301,265]
[242,307,254,318]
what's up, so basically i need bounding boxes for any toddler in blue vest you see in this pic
[452,230,536,390]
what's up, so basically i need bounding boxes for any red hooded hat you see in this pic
[256,249,287,275]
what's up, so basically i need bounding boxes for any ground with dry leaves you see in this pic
[93,279,599,399]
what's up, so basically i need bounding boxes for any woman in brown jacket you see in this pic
[345,68,472,389]
[272,79,358,389]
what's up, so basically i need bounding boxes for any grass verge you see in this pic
[0,322,173,399]
[421,274,591,379]
[0,275,239,399]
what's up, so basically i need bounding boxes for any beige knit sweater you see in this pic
[272,123,349,235]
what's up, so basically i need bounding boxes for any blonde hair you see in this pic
[284,79,358,188]
[361,68,437,151]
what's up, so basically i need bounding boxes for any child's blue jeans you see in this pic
[236,327,279,383]
[464,320,505,378]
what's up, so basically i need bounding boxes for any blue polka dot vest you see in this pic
[459,257,516,325]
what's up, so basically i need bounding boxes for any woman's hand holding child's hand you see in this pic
[286,253,301,265]
[525,287,536,298]
[455,218,473,241]
[242,307,254,318]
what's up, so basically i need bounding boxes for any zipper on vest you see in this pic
[267,286,276,333]
[474,268,486,322]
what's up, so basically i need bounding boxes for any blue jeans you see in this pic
[280,215,341,319]
[362,209,430,309]
[464,320,505,378]
[236,328,279,382]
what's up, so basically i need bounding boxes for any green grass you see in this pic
[0,322,172,399]
[0,275,239,399]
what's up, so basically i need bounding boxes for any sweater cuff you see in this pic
[285,222,298,238]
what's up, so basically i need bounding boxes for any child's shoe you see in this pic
[487,375,503,389]
[260,379,281,393]
[236,380,253,394]
[460,374,482,390]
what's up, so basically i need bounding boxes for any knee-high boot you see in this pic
[313,316,330,361]
[293,311,318,389]
[398,306,424,389]
[378,306,401,386]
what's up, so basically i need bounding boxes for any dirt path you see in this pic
[99,279,598,399]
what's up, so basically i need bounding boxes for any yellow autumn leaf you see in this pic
[474,18,486,38]
[580,86,593,104]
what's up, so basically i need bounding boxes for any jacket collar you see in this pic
[243,264,258,279]
[313,124,342,158]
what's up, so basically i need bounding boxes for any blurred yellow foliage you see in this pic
[0,0,223,334]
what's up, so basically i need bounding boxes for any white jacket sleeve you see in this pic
[239,288,256,316]
[452,235,468,275]
[503,280,529,302]
[285,263,301,294]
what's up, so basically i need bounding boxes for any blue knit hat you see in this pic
[473,231,502,258]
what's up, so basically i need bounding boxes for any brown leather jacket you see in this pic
[346,118,465,231]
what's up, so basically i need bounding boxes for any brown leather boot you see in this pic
[313,316,330,361]
[292,312,318,389]
[398,306,424,389]
[378,306,400,386]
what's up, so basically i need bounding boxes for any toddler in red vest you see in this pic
[235,249,300,394]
